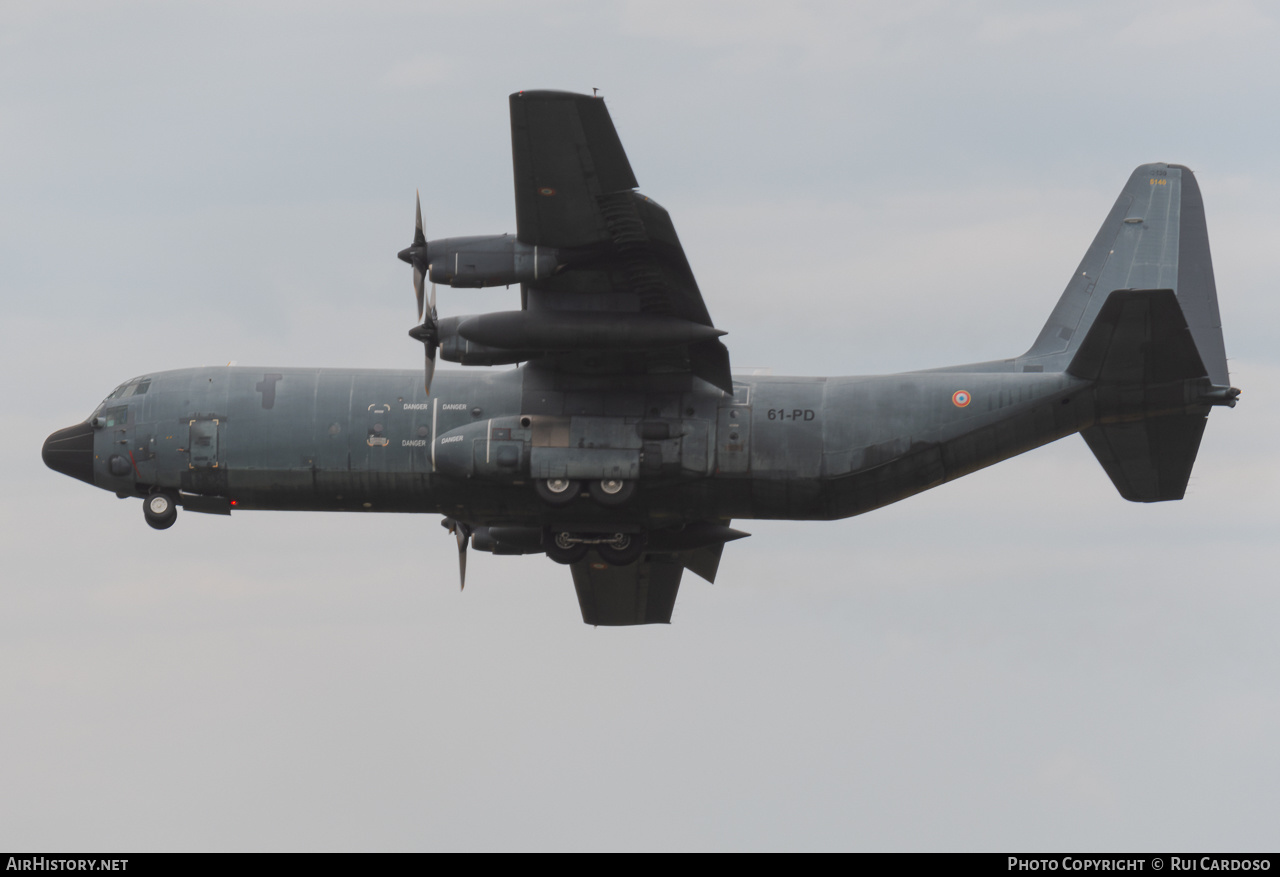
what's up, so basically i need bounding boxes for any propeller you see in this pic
[408,282,438,393]
[398,192,438,394]
[442,517,472,590]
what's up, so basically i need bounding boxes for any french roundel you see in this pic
[952,390,971,408]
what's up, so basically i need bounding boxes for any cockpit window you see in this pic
[107,378,151,400]
[102,406,128,427]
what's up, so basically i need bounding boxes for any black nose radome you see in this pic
[43,422,96,485]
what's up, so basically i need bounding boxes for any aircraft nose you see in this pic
[42,421,96,485]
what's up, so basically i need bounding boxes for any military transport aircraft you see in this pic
[43,90,1239,625]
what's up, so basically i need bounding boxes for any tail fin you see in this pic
[1025,165,1237,502]
[1022,163,1229,386]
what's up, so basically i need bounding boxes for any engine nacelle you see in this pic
[434,311,725,365]
[436,317,534,366]
[470,526,545,556]
[426,235,560,288]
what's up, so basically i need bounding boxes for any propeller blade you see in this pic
[455,523,469,590]
[400,191,429,318]
[424,343,436,394]
[423,277,438,393]
[413,190,426,248]
[413,265,425,321]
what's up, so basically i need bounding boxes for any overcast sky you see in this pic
[3,1,1278,852]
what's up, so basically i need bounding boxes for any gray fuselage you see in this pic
[76,362,1088,527]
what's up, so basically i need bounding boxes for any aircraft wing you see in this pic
[509,90,731,391]
[567,541,728,626]
[570,557,684,626]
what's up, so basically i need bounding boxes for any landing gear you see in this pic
[588,479,635,507]
[596,532,646,566]
[143,492,178,530]
[535,478,637,507]
[542,530,648,566]
[545,530,588,565]
[535,478,581,506]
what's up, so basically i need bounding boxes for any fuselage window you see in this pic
[103,406,128,427]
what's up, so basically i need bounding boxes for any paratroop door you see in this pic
[188,418,220,469]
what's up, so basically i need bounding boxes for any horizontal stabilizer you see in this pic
[1067,289,1207,384]
[1069,289,1220,502]
[1081,415,1207,502]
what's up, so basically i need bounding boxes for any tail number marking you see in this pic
[766,409,815,422]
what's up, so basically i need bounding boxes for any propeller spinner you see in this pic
[399,192,439,394]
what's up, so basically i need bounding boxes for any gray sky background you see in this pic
[3,1,1278,851]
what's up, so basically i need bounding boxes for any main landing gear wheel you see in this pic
[596,532,647,566]
[588,479,635,507]
[535,478,581,506]
[544,531,588,565]
[143,492,178,530]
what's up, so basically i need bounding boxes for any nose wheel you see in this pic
[143,492,178,530]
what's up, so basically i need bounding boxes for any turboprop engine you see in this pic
[424,234,562,288]
[396,193,571,393]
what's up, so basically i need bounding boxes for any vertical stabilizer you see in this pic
[1022,164,1229,386]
